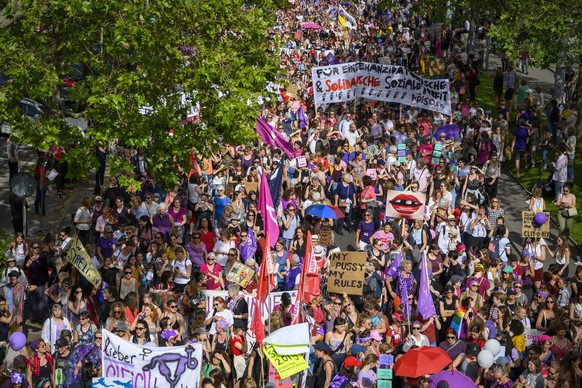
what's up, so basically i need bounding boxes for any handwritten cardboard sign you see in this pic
[327,252,367,295]
[244,181,259,194]
[521,211,550,239]
[226,262,255,287]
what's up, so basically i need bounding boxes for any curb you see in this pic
[501,163,581,251]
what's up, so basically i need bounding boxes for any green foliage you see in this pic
[0,0,287,190]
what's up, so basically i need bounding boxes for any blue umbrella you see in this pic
[434,124,460,140]
[305,204,345,219]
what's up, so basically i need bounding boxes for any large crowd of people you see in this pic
[2,0,581,387]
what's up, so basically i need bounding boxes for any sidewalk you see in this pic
[484,54,581,271]
[0,138,94,241]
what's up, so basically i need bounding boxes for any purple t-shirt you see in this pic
[357,220,376,243]
[513,126,529,151]
[96,236,116,258]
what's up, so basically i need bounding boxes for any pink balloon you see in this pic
[9,332,26,351]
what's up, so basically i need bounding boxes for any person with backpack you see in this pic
[488,225,511,264]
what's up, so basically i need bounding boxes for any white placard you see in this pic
[312,62,451,115]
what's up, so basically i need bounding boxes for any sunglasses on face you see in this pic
[136,327,146,331]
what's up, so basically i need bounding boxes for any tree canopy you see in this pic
[0,0,286,188]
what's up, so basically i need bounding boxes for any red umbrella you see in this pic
[394,346,452,378]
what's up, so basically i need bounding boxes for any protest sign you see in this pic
[521,211,550,239]
[524,328,544,346]
[268,363,294,387]
[226,262,255,287]
[264,344,309,379]
[312,62,451,115]
[102,329,203,388]
[385,190,426,220]
[327,252,367,295]
[366,168,377,180]
[93,378,131,388]
[296,156,307,168]
[379,354,394,366]
[378,380,393,388]
[66,237,101,287]
[245,181,259,194]
[378,368,393,380]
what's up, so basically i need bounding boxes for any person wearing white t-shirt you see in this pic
[525,237,549,290]
[344,124,360,147]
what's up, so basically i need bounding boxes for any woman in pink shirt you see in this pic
[200,253,224,290]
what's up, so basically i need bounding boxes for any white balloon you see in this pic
[478,349,495,369]
[484,339,501,356]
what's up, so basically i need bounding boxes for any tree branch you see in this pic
[0,0,24,28]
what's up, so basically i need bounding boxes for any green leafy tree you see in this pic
[0,0,286,189]
[486,0,582,151]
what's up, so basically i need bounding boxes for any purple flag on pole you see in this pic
[418,252,437,320]
[258,171,280,247]
[385,252,402,279]
[298,106,308,129]
[255,117,295,160]
[240,227,257,262]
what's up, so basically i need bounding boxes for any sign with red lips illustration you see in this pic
[385,190,426,220]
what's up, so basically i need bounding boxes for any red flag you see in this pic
[257,231,275,303]
[291,231,321,324]
[250,298,265,344]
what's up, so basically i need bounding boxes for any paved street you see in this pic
[0,54,577,275]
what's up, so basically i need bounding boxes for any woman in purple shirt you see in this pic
[512,118,529,178]
[356,210,376,251]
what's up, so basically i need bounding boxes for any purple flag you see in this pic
[258,170,280,247]
[255,117,295,159]
[240,227,257,262]
[385,252,402,279]
[418,252,436,320]
[298,106,308,129]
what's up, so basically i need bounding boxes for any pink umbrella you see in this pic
[302,22,321,30]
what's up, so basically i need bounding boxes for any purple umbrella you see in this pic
[434,124,460,140]
[428,370,477,388]
[301,22,321,30]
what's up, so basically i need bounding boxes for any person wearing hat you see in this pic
[451,342,480,382]
[96,224,116,262]
[436,214,460,255]
[0,270,28,327]
[329,355,360,387]
[1,255,25,285]
[285,254,302,291]
[114,320,130,340]
[54,336,72,384]
[312,342,334,387]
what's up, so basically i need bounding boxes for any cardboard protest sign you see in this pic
[264,344,309,379]
[327,252,367,295]
[385,190,426,220]
[66,237,102,287]
[521,211,550,239]
[366,168,377,180]
[226,262,255,287]
[312,62,451,115]
[102,329,203,388]
[244,181,259,194]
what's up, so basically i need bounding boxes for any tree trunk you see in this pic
[575,59,582,153]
